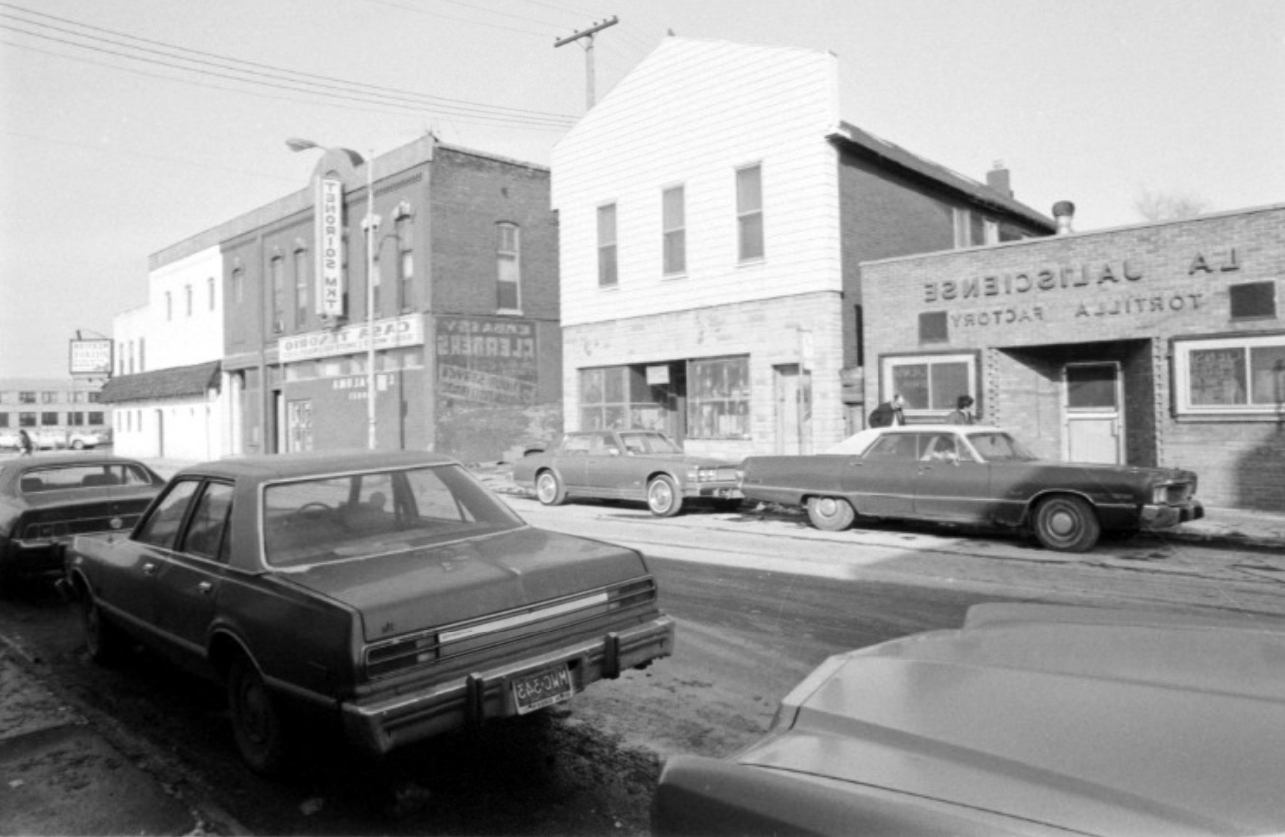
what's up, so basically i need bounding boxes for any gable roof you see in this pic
[830,121,1054,231]
[98,361,221,404]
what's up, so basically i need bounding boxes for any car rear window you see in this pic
[263,464,524,568]
[19,464,155,494]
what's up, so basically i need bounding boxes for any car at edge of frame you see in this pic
[512,429,743,517]
[0,452,165,592]
[652,603,1285,836]
[60,449,675,775]
[738,424,1203,552]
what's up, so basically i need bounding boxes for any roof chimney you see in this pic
[1052,201,1076,234]
[986,161,1012,198]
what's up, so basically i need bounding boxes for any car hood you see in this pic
[742,604,1285,836]
[276,527,650,642]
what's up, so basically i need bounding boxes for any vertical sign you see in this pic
[315,176,345,317]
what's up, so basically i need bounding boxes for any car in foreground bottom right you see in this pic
[652,604,1285,837]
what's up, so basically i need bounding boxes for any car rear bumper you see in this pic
[340,615,675,755]
[1140,501,1204,529]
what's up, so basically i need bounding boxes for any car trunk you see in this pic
[16,490,158,540]
[276,527,649,642]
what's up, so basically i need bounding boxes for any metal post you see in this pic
[365,153,379,450]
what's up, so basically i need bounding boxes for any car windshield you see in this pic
[965,431,1039,462]
[18,463,155,494]
[617,432,683,455]
[262,463,524,568]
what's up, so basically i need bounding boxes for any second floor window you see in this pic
[598,203,617,288]
[663,185,686,275]
[736,164,764,262]
[165,291,173,321]
[294,247,309,328]
[271,256,285,331]
[232,268,244,305]
[208,276,216,311]
[497,223,520,310]
[397,216,414,310]
[185,284,193,317]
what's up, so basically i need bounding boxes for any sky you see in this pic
[2,0,1283,379]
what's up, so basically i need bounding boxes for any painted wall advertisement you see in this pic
[436,315,538,406]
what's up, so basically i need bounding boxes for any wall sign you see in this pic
[436,315,538,406]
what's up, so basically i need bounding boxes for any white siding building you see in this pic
[553,38,844,457]
[104,245,230,461]
[552,37,1053,458]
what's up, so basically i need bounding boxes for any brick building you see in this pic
[143,135,560,463]
[861,203,1285,511]
[551,38,1052,458]
[0,378,107,445]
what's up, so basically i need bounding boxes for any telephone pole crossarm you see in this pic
[554,16,619,109]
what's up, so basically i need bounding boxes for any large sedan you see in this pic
[653,604,1285,836]
[740,425,1203,552]
[512,429,742,517]
[0,453,164,592]
[60,450,675,775]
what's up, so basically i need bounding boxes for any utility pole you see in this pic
[555,16,618,110]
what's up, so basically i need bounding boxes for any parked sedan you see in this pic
[0,453,164,592]
[512,429,743,517]
[61,450,675,775]
[740,425,1203,552]
[653,604,1285,836]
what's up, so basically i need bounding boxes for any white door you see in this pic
[1063,362,1123,464]
[775,364,801,455]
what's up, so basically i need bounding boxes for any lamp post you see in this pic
[287,138,380,450]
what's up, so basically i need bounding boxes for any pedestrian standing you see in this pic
[946,395,975,425]
[869,393,906,428]
[17,428,34,456]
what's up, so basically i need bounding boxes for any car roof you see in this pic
[747,604,1285,833]
[174,449,460,482]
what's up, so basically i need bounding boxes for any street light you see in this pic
[287,138,380,450]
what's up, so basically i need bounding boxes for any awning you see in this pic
[98,360,222,404]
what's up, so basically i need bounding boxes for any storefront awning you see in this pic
[98,360,222,404]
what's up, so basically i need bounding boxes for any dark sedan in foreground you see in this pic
[512,429,742,516]
[653,604,1285,836]
[61,450,675,774]
[0,453,164,592]
[740,425,1203,551]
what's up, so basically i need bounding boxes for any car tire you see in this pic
[1032,495,1101,553]
[228,656,290,776]
[71,440,85,450]
[646,475,683,517]
[82,589,126,666]
[806,496,856,531]
[535,471,567,506]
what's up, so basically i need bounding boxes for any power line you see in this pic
[0,3,579,128]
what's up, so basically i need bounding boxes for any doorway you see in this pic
[1063,362,1123,464]
[774,364,811,455]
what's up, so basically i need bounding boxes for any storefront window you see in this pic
[688,356,750,440]
[580,366,645,430]
[1175,333,1285,415]
[882,353,977,414]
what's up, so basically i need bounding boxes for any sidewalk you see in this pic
[0,640,206,836]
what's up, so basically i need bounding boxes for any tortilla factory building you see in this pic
[861,203,1285,511]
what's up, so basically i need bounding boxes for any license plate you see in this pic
[512,664,573,714]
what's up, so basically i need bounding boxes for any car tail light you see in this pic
[366,633,439,678]
[608,578,656,610]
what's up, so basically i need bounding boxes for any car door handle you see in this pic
[197,581,214,595]
[142,562,157,576]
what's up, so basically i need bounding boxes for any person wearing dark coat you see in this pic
[946,394,975,425]
[869,394,906,428]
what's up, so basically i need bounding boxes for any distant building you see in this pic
[114,135,561,464]
[551,37,1053,458]
[0,377,108,445]
[862,203,1285,511]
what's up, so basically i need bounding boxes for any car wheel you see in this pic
[806,496,856,531]
[535,471,567,506]
[646,475,683,517]
[228,656,290,776]
[82,589,125,666]
[71,440,85,450]
[1032,495,1101,553]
